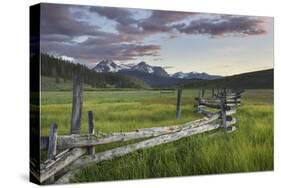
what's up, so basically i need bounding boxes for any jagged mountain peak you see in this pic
[132,61,154,73]
[138,61,148,65]
[93,59,129,73]
[93,60,169,77]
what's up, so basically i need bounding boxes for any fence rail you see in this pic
[35,78,244,184]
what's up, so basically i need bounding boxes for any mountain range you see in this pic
[93,59,221,80]
[41,54,273,90]
[172,72,222,80]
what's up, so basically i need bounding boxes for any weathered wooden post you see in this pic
[47,123,58,160]
[71,70,83,134]
[45,123,58,184]
[197,89,201,112]
[212,88,215,98]
[220,97,227,129]
[87,111,95,155]
[234,95,238,107]
[176,89,182,119]
[201,89,205,98]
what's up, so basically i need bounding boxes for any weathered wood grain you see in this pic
[40,108,237,151]
[46,117,235,184]
[197,108,236,117]
[71,72,83,134]
[40,148,87,183]
[218,94,241,99]
[55,122,225,184]
[195,98,241,103]
[198,101,232,110]
[43,115,219,150]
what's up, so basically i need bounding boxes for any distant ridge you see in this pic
[183,69,273,89]
[172,71,222,80]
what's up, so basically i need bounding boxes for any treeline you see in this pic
[40,53,149,89]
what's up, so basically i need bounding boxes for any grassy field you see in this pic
[40,89,273,182]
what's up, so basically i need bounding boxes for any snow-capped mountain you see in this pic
[93,60,169,77]
[93,59,221,80]
[93,59,131,73]
[131,61,154,73]
[172,71,222,80]
[130,62,169,77]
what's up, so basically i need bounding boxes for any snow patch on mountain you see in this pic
[93,59,131,73]
[93,60,169,77]
[172,71,222,80]
[132,62,154,73]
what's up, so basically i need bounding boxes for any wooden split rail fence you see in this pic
[37,74,244,184]
[195,88,244,131]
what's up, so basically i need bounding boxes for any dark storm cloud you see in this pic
[173,16,266,37]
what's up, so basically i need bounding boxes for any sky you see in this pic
[40,3,274,76]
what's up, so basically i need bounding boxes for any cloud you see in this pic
[41,34,73,43]
[60,55,75,62]
[41,4,158,63]
[40,4,268,65]
[139,10,196,33]
[41,37,160,63]
[40,4,111,40]
[89,7,136,25]
[173,15,266,37]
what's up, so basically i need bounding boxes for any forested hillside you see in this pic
[39,54,149,90]
[183,69,273,89]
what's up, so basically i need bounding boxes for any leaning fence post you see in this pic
[212,88,214,98]
[47,123,58,160]
[176,89,182,119]
[87,111,95,155]
[71,70,83,134]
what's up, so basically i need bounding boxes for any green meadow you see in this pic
[40,89,273,182]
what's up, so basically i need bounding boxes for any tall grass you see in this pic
[41,90,201,135]
[40,89,273,182]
